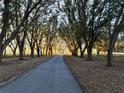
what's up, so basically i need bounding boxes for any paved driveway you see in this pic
[0,56,83,93]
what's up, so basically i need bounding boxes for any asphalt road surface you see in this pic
[0,56,83,93]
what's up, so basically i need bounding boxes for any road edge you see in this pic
[63,56,86,93]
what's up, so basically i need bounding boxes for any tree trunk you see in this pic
[46,46,48,56]
[50,46,53,55]
[80,45,86,58]
[13,50,16,56]
[19,45,24,60]
[30,46,34,58]
[107,40,114,66]
[18,30,27,60]
[0,0,11,64]
[0,48,3,64]
[36,47,40,57]
[97,50,100,56]
[40,48,43,56]
[37,50,40,57]
[107,29,119,66]
[3,49,6,57]
[107,47,113,66]
[87,46,93,60]
[71,49,78,56]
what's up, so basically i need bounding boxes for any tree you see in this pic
[59,0,109,59]
[14,0,55,60]
[0,0,11,63]
[45,15,58,55]
[8,40,18,56]
[27,23,47,57]
[106,0,124,66]
[35,26,47,57]
[0,0,56,63]
[58,0,83,56]
[76,0,110,60]
[59,23,79,56]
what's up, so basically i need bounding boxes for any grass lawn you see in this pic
[64,55,124,93]
[0,56,52,84]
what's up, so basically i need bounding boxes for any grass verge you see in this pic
[64,55,124,93]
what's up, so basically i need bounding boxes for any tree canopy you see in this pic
[0,0,124,66]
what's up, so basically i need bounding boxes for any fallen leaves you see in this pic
[0,56,52,83]
[64,56,124,93]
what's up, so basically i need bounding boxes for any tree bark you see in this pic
[80,45,86,58]
[107,46,113,66]
[19,45,24,60]
[107,38,115,66]
[17,30,27,60]
[107,30,119,66]
[46,46,48,56]
[50,46,53,55]
[87,46,93,60]
[0,47,3,64]
[0,0,10,64]
[30,46,35,58]
[13,50,16,56]
[36,47,40,57]
[3,49,7,57]
[71,49,78,56]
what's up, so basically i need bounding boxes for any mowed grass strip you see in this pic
[64,56,124,93]
[0,56,52,83]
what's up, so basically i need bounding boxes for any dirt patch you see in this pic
[0,56,52,84]
[64,56,124,93]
